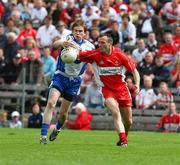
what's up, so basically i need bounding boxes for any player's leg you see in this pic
[105,98,127,146]
[40,88,60,144]
[56,98,72,129]
[120,106,132,138]
[49,77,81,141]
[49,98,72,141]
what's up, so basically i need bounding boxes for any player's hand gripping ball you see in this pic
[61,48,78,63]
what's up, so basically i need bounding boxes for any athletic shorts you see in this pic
[49,74,82,101]
[102,86,132,107]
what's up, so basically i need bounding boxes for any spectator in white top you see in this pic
[117,4,128,24]
[81,4,101,29]
[136,75,157,110]
[17,0,34,21]
[138,6,162,40]
[140,8,154,37]
[9,111,22,128]
[36,16,57,48]
[53,21,71,41]
[132,39,149,63]
[100,0,118,22]
[31,0,48,28]
[119,14,136,50]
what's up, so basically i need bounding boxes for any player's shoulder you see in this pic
[114,47,127,57]
[66,34,74,41]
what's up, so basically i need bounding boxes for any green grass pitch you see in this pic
[0,129,180,165]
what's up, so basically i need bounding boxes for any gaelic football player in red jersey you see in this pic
[72,34,140,147]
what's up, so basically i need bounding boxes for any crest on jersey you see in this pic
[115,60,119,66]
[100,61,104,65]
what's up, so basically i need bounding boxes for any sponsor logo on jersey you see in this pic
[99,66,126,75]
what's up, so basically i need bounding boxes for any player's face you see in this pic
[98,36,111,54]
[72,26,86,42]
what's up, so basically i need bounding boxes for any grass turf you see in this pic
[0,129,180,165]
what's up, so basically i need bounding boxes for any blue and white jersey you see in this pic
[55,35,95,77]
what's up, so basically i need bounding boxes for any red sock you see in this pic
[119,132,128,143]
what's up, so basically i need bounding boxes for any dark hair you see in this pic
[24,19,32,25]
[31,102,42,112]
[99,33,113,44]
[43,46,51,50]
[122,14,130,21]
[45,15,52,20]
[71,20,87,32]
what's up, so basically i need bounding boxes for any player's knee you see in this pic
[47,100,56,109]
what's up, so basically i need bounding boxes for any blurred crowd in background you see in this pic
[0,0,180,131]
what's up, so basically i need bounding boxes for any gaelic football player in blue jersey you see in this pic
[40,20,95,144]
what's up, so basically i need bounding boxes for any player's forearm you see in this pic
[53,39,64,49]
[132,69,140,87]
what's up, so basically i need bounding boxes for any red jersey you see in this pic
[171,68,180,80]
[112,3,130,14]
[173,35,180,50]
[171,68,180,87]
[17,28,37,46]
[66,111,92,130]
[0,2,4,18]
[79,48,136,91]
[156,113,180,132]
[59,8,80,25]
[158,43,178,64]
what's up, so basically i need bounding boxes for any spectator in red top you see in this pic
[66,102,92,130]
[158,33,178,71]
[17,19,37,46]
[0,1,4,19]
[59,0,80,27]
[159,0,180,25]
[112,0,129,14]
[24,38,40,60]
[173,25,180,50]
[156,102,180,132]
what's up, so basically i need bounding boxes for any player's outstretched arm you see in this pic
[53,39,64,49]
[53,39,77,49]
[132,68,140,94]
[63,41,77,49]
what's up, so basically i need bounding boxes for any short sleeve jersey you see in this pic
[79,47,136,90]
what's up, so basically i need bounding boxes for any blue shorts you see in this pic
[49,74,82,101]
